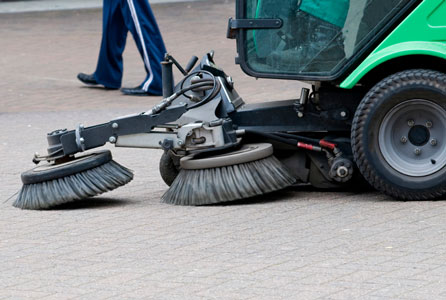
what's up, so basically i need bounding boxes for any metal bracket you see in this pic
[115,132,180,149]
[177,123,225,150]
[54,104,187,156]
[75,124,86,152]
[227,17,282,39]
[294,88,310,118]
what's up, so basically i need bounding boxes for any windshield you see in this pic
[244,0,411,77]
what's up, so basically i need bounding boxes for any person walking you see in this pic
[77,0,166,96]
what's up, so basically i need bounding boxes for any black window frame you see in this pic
[234,0,422,82]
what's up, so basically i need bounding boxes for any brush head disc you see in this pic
[15,150,133,210]
[180,143,273,170]
[21,150,112,184]
[162,143,296,205]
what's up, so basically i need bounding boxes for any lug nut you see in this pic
[414,148,421,156]
[400,136,407,144]
[336,166,349,178]
[430,138,437,146]
[426,121,433,128]
[407,120,415,127]
[340,111,347,118]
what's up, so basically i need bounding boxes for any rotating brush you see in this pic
[162,143,295,205]
[14,150,133,209]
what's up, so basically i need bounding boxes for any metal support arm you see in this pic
[47,105,187,158]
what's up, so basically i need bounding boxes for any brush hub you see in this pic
[180,143,273,170]
[21,150,112,184]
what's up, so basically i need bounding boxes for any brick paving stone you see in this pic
[2,0,446,299]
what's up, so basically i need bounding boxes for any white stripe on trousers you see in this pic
[127,0,154,91]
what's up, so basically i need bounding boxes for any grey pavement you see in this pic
[1,1,446,299]
[0,0,206,14]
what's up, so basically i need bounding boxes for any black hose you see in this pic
[273,132,320,145]
[244,129,331,151]
[177,70,220,110]
[187,79,220,110]
[190,78,214,92]
[190,78,214,84]
[191,86,214,92]
[175,82,214,96]
[151,81,216,114]
[244,130,298,147]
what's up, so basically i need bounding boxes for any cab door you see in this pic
[228,0,419,81]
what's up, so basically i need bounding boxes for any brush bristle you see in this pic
[13,160,133,210]
[161,155,295,205]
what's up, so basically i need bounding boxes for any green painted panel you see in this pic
[341,0,446,89]
[428,1,446,27]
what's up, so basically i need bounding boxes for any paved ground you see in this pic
[0,0,206,14]
[1,1,446,299]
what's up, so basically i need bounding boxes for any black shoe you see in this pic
[120,87,161,96]
[77,73,98,85]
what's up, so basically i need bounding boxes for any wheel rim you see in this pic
[379,99,446,177]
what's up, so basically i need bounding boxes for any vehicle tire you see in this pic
[351,69,446,200]
[159,151,180,186]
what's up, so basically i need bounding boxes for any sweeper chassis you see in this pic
[41,53,360,189]
[19,51,446,208]
[16,0,446,208]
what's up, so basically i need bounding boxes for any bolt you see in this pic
[112,122,119,129]
[226,76,234,88]
[109,136,116,144]
[407,120,415,127]
[178,140,184,146]
[400,136,407,144]
[297,112,304,118]
[340,111,347,118]
[336,166,349,178]
[430,138,437,146]
[79,137,85,144]
[426,121,433,128]
[190,75,201,83]
[414,148,421,156]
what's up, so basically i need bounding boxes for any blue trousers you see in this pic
[93,0,166,94]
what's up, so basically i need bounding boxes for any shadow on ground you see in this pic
[206,185,373,207]
[49,197,133,210]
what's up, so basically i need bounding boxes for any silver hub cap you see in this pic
[379,99,446,177]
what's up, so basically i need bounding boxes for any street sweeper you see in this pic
[15,0,446,209]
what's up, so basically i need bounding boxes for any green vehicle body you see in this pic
[341,0,446,88]
[224,0,446,200]
[236,0,446,87]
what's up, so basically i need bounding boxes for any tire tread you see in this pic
[351,69,446,200]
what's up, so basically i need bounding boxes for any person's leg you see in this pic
[121,0,167,95]
[93,0,128,88]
